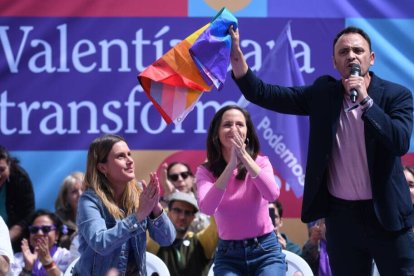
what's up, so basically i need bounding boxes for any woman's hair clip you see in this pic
[61,224,69,235]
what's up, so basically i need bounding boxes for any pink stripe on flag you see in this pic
[159,84,176,119]
[170,86,189,120]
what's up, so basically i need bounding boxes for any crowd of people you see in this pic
[1,24,414,276]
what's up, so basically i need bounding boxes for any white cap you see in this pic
[167,192,199,212]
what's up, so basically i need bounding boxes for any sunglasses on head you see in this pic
[28,225,57,234]
[168,171,191,181]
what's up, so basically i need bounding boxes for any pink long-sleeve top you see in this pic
[195,155,279,240]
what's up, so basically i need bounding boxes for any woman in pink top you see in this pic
[196,105,286,275]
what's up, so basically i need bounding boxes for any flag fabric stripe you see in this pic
[170,87,187,120]
[147,82,173,123]
[189,7,236,90]
[148,82,203,124]
[138,7,237,124]
[142,57,209,92]
[159,84,176,119]
[162,31,211,91]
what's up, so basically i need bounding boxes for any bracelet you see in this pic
[360,96,371,106]
[43,260,56,271]
[361,98,374,112]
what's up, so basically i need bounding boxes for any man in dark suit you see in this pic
[229,25,414,275]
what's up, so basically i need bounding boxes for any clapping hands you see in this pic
[21,237,54,271]
[21,238,37,270]
[136,173,162,221]
[160,163,175,196]
[229,129,247,168]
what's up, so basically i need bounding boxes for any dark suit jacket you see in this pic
[235,68,414,231]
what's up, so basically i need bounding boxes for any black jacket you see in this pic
[6,164,35,251]
[235,69,414,231]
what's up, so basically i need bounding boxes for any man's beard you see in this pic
[175,225,189,235]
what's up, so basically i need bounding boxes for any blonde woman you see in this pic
[73,134,175,276]
[54,172,84,250]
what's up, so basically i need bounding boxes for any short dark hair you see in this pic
[272,200,283,219]
[0,145,21,169]
[333,26,372,53]
[28,209,63,231]
[24,209,69,247]
[167,162,193,176]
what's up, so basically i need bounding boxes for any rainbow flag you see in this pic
[138,7,237,124]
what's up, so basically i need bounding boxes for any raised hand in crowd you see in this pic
[136,172,163,221]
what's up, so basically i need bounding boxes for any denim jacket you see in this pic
[73,189,175,276]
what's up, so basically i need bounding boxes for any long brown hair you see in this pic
[205,105,260,180]
[84,134,140,219]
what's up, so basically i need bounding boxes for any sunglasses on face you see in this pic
[170,207,195,217]
[168,171,191,181]
[28,225,57,234]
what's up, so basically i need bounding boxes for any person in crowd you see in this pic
[302,219,332,276]
[196,105,285,275]
[160,162,195,197]
[0,146,35,253]
[73,134,175,276]
[54,172,84,252]
[268,200,302,255]
[147,191,218,276]
[229,24,414,274]
[404,166,414,205]
[161,162,210,233]
[0,216,13,276]
[11,209,72,276]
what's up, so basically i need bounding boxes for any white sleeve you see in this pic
[0,216,13,264]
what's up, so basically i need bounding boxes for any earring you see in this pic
[245,138,249,145]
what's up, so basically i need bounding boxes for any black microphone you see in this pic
[350,64,361,103]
